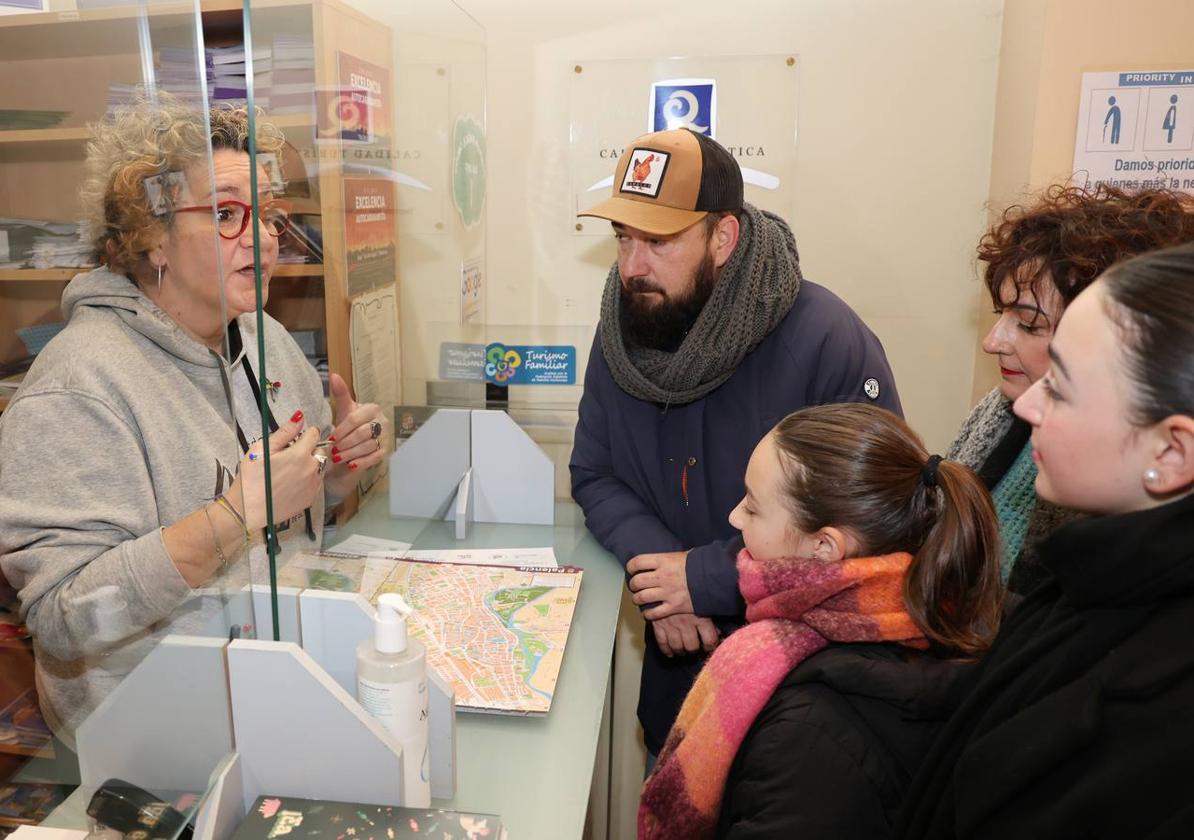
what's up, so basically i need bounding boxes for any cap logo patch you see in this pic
[619,148,670,198]
[864,378,880,400]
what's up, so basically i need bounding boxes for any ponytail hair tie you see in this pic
[922,454,944,488]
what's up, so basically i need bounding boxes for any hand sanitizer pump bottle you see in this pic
[356,593,431,806]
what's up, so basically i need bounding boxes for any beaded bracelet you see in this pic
[201,503,228,572]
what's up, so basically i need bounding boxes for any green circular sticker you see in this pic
[452,115,486,229]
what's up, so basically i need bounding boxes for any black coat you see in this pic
[898,492,1194,840]
[715,643,969,839]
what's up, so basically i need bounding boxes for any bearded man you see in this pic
[570,128,903,768]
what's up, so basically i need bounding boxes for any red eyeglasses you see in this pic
[172,199,292,240]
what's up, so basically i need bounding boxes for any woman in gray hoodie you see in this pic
[0,95,391,743]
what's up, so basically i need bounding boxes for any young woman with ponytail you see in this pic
[638,403,1003,839]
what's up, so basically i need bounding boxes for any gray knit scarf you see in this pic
[599,203,802,405]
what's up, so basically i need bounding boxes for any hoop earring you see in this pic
[157,263,163,294]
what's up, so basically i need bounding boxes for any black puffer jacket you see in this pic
[897,493,1194,840]
[715,642,970,839]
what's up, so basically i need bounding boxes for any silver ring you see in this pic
[370,420,382,440]
[314,452,328,474]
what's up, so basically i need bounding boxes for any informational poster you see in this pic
[342,178,397,297]
[1073,70,1194,194]
[350,286,401,493]
[460,257,483,324]
[349,286,400,407]
[315,52,391,145]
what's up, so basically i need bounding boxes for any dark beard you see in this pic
[620,252,718,352]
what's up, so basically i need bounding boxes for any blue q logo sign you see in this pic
[651,79,716,137]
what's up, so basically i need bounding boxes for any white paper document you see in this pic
[326,534,412,557]
[403,546,558,568]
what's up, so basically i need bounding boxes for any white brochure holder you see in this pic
[388,408,554,535]
[74,589,456,840]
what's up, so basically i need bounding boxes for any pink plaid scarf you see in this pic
[638,549,924,839]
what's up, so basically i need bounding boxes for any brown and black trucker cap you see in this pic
[578,128,743,236]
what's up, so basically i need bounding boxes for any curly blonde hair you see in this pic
[81,91,286,270]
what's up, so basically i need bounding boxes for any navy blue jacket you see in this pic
[570,279,902,753]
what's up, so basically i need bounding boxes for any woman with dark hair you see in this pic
[899,242,1194,839]
[638,403,1003,839]
[949,184,1194,593]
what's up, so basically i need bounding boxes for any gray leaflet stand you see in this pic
[389,408,554,534]
[74,589,456,840]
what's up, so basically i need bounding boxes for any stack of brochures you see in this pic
[207,44,273,108]
[154,47,209,108]
[270,33,316,113]
[0,218,86,269]
[31,228,89,269]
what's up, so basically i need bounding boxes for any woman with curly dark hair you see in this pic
[947,184,1194,594]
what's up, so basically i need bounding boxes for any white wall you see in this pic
[461,0,1004,455]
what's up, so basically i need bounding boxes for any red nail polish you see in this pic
[349,462,359,471]
[328,435,336,442]
[331,447,339,456]
[332,454,342,464]
[290,410,304,423]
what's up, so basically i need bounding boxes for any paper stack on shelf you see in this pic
[207,45,272,108]
[154,46,211,109]
[270,33,315,114]
[0,218,85,269]
[31,238,89,269]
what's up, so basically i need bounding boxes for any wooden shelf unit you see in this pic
[0,0,395,455]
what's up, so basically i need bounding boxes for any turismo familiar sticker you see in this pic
[484,343,576,386]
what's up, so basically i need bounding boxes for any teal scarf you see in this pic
[991,441,1038,583]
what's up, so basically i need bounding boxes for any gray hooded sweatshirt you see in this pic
[0,266,330,742]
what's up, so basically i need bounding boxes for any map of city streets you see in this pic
[374,560,583,715]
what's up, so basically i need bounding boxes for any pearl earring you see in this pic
[1144,468,1161,485]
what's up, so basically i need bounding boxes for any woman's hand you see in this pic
[325,373,390,499]
[231,410,325,530]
